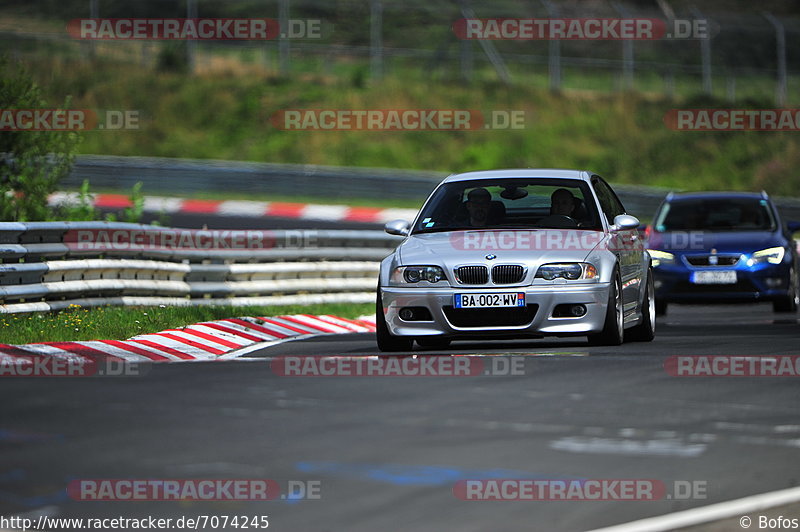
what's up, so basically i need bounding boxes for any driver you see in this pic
[465,187,492,227]
[550,188,577,217]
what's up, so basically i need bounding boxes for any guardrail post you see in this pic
[370,0,383,81]
[540,0,561,92]
[279,0,290,75]
[186,0,197,72]
[763,12,787,107]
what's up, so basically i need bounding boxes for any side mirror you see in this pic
[611,214,640,232]
[384,219,411,237]
[787,221,800,234]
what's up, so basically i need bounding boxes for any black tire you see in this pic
[655,300,668,316]
[416,337,451,350]
[773,267,799,313]
[627,268,656,342]
[587,269,624,346]
[375,290,413,352]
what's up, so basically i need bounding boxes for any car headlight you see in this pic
[749,247,785,266]
[647,249,675,267]
[391,266,447,284]
[535,263,598,281]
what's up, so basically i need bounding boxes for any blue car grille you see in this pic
[684,254,741,267]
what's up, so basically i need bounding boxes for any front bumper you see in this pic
[380,283,612,338]
[654,260,792,303]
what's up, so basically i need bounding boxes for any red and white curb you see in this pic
[0,314,377,366]
[48,192,418,224]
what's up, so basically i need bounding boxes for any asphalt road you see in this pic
[2,303,799,531]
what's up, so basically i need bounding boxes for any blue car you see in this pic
[645,191,800,315]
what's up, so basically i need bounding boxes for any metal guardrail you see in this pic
[66,156,800,223]
[0,222,401,314]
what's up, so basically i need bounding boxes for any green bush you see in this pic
[0,56,80,221]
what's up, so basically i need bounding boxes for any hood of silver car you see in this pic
[398,229,606,268]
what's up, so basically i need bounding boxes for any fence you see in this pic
[0,221,401,314]
[3,0,800,103]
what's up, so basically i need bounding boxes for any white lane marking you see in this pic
[186,325,253,346]
[161,329,243,351]
[587,485,800,532]
[260,316,321,335]
[216,334,328,360]
[714,421,800,434]
[210,320,282,341]
[12,343,92,362]
[142,196,183,213]
[549,436,707,457]
[301,204,349,221]
[114,340,186,361]
[239,316,304,337]
[76,341,152,362]
[127,334,217,359]
[316,315,372,332]
[287,314,352,333]
[217,200,269,216]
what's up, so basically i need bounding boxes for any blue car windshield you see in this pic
[412,178,603,234]
[655,198,777,232]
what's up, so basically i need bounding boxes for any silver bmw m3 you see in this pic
[376,169,656,351]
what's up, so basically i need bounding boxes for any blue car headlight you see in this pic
[647,250,675,268]
[391,266,447,284]
[747,247,785,266]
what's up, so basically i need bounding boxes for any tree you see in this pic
[0,56,81,221]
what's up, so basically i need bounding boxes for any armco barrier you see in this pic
[65,156,800,222]
[0,222,402,314]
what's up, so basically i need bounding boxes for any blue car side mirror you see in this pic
[787,221,800,234]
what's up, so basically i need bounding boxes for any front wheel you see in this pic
[773,267,799,313]
[627,269,656,342]
[587,270,624,346]
[375,290,413,352]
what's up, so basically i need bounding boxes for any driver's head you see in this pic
[466,187,491,226]
[551,188,576,216]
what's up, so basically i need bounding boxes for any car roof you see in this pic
[666,191,768,202]
[441,169,593,184]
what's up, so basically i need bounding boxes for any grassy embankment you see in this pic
[17,54,799,200]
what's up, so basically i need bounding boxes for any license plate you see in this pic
[691,270,737,284]
[454,293,526,308]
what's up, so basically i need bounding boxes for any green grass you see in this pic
[28,55,799,197]
[0,303,374,345]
